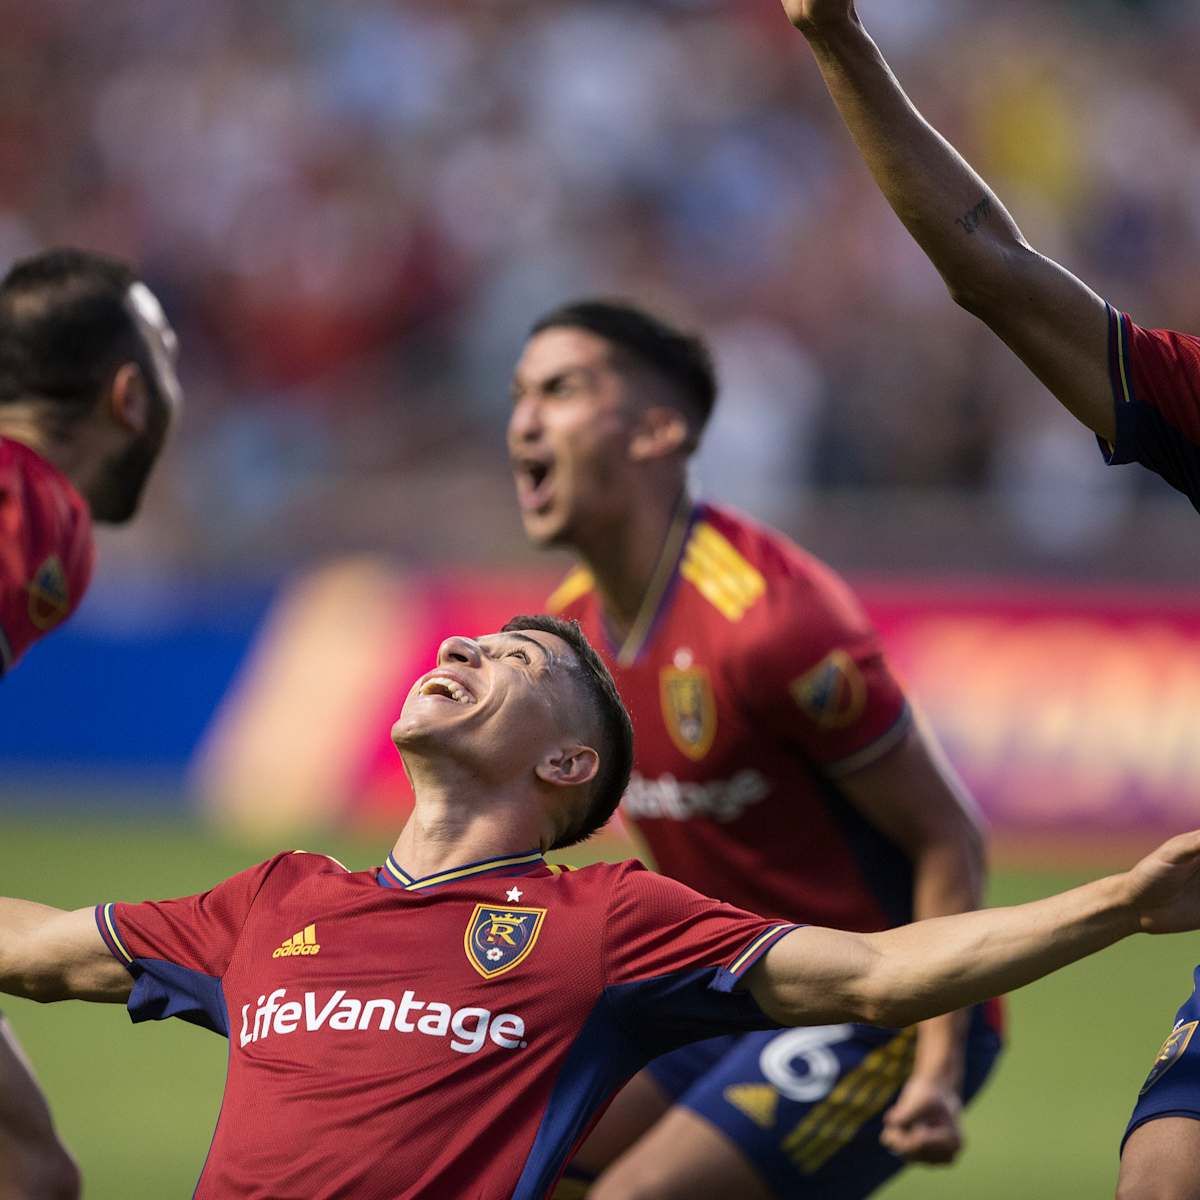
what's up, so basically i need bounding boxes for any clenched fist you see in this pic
[779,0,857,35]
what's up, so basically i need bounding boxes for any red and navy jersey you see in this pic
[552,502,912,933]
[0,436,93,675]
[1101,304,1200,511]
[95,848,795,1199]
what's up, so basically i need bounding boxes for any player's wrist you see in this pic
[797,10,867,50]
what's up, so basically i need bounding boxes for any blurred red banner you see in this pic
[197,565,1200,838]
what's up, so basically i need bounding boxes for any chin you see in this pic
[522,512,575,549]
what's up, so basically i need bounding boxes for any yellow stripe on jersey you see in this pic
[729,924,791,975]
[546,567,594,614]
[781,1028,916,1174]
[103,904,134,965]
[680,522,766,623]
[403,851,546,891]
[1113,309,1133,407]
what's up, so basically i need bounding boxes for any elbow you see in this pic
[946,240,1040,324]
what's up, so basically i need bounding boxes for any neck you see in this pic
[390,758,547,878]
[575,483,692,638]
[0,406,94,501]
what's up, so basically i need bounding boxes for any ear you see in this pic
[107,363,150,435]
[534,743,600,790]
[629,406,691,463]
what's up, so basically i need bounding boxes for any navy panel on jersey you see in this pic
[1123,966,1200,1152]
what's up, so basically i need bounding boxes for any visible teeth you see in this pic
[420,676,473,704]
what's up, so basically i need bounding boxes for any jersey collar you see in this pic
[604,491,696,668]
[377,848,546,892]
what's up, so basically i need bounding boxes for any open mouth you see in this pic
[514,456,556,513]
[418,675,476,705]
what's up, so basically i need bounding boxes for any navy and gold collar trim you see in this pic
[378,849,545,892]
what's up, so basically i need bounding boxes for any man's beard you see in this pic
[90,409,168,524]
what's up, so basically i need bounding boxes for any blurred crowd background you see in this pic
[3,0,1199,583]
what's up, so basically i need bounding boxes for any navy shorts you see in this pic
[1123,966,1200,1153]
[648,1006,1002,1199]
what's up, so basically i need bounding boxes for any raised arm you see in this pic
[747,829,1200,1028]
[781,1,1114,441]
[0,900,130,1005]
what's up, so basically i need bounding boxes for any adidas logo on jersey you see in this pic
[238,987,528,1056]
[273,924,321,958]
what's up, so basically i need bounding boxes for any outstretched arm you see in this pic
[0,900,130,1005]
[781,1,1114,441]
[747,829,1200,1028]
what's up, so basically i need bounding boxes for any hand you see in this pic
[1125,830,1200,935]
[779,0,857,35]
[880,1075,963,1165]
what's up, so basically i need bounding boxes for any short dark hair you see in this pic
[502,613,634,850]
[0,248,142,415]
[530,299,717,435]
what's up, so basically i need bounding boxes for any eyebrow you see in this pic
[486,632,553,666]
[511,365,597,397]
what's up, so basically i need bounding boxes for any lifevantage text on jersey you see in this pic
[238,987,528,1055]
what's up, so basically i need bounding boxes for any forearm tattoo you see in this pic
[955,195,993,235]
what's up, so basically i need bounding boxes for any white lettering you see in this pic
[417,1002,451,1037]
[303,989,346,1031]
[395,990,424,1032]
[330,999,362,1031]
[490,1014,525,1049]
[450,1007,489,1054]
[273,1001,302,1035]
[622,769,770,823]
[239,988,528,1056]
[358,999,395,1032]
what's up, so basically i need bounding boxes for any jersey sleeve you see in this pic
[602,862,797,1050]
[1100,305,1200,510]
[95,854,293,1036]
[731,563,910,777]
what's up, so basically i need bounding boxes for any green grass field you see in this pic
[3,816,1195,1199]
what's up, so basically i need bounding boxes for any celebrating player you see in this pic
[4,615,1200,1198]
[509,300,997,1199]
[778,3,1200,1195]
[777,2,1200,513]
[0,247,182,675]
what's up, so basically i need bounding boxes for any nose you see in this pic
[438,636,482,669]
[508,393,543,444]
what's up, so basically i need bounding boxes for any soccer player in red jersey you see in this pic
[5,614,1200,1199]
[778,3,1200,1194]
[777,1,1200,514]
[0,248,182,675]
[509,301,997,1198]
[0,248,181,1198]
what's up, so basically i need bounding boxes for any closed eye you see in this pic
[507,649,530,664]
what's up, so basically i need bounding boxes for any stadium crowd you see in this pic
[2,0,1198,571]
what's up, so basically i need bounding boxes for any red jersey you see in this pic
[553,502,912,933]
[0,436,93,674]
[1102,303,1200,510]
[96,848,795,1199]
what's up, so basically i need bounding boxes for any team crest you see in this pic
[465,904,547,980]
[660,666,717,761]
[27,556,70,631]
[1140,1020,1198,1095]
[790,650,866,730]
